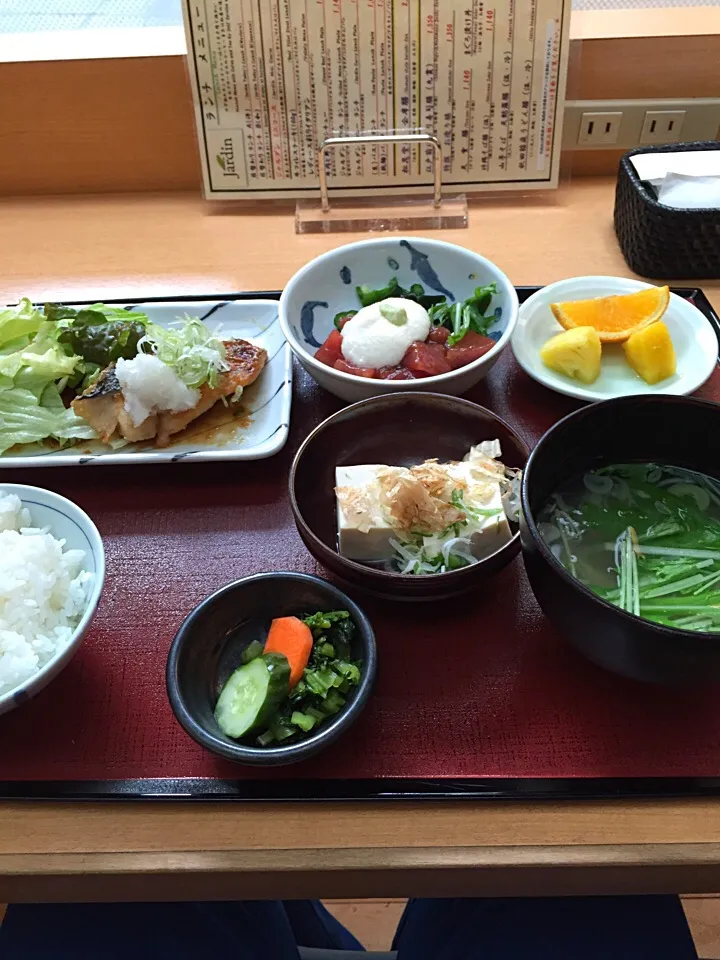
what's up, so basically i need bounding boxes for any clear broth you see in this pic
[537,463,720,634]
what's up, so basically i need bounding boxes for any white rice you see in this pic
[0,492,93,697]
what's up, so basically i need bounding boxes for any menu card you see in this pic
[183,0,570,199]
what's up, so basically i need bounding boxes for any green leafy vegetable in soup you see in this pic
[537,463,720,633]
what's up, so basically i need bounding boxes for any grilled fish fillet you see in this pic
[155,340,267,446]
[71,364,157,445]
[71,339,267,447]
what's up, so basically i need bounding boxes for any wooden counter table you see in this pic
[1,177,719,903]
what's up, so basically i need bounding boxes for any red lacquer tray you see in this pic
[1,288,719,803]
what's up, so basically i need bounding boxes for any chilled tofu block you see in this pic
[335,460,512,562]
[336,465,395,561]
[467,486,512,559]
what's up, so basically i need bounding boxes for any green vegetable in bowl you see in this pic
[356,277,404,307]
[427,282,498,346]
[345,278,499,346]
[214,653,290,739]
[213,608,363,746]
[356,278,447,311]
[538,463,720,633]
[333,310,357,331]
[302,609,351,638]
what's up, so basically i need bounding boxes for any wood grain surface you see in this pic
[0,180,719,901]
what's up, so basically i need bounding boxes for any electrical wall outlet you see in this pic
[577,111,623,145]
[640,110,686,144]
[564,98,720,150]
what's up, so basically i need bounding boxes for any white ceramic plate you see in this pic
[0,299,292,466]
[512,276,718,402]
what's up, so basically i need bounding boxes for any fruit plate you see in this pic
[511,276,719,403]
[0,298,292,466]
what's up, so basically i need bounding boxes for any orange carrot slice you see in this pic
[264,616,313,688]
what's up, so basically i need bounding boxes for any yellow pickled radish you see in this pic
[540,326,602,384]
[623,321,677,385]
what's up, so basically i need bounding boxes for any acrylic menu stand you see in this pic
[295,132,469,234]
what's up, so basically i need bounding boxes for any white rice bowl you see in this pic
[0,485,104,715]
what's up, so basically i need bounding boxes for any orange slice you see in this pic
[551,285,670,343]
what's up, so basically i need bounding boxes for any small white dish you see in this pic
[279,237,519,403]
[512,276,718,402]
[0,299,291,467]
[0,484,105,716]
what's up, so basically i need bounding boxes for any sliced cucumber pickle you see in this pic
[214,653,290,739]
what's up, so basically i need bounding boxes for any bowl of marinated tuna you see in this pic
[279,237,519,401]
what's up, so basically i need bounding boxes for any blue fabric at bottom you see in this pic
[0,895,699,959]
[0,901,303,959]
[393,895,698,960]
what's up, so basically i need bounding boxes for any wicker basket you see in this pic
[614,141,720,280]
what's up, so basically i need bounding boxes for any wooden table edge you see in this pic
[4,843,720,901]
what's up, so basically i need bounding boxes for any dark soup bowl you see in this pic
[289,392,529,601]
[166,573,376,765]
[521,395,720,685]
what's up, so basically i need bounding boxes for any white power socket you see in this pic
[577,111,623,145]
[564,98,720,150]
[640,110,686,144]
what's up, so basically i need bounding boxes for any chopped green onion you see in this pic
[139,315,227,389]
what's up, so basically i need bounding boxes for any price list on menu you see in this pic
[183,0,570,199]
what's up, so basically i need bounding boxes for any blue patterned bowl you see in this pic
[279,237,519,402]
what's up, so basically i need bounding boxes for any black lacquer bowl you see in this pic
[166,573,376,765]
[521,395,720,684]
[290,392,530,601]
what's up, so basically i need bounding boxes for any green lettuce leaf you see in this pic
[0,385,96,455]
[53,303,148,367]
[0,299,44,349]
[0,341,80,392]
[0,305,92,454]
